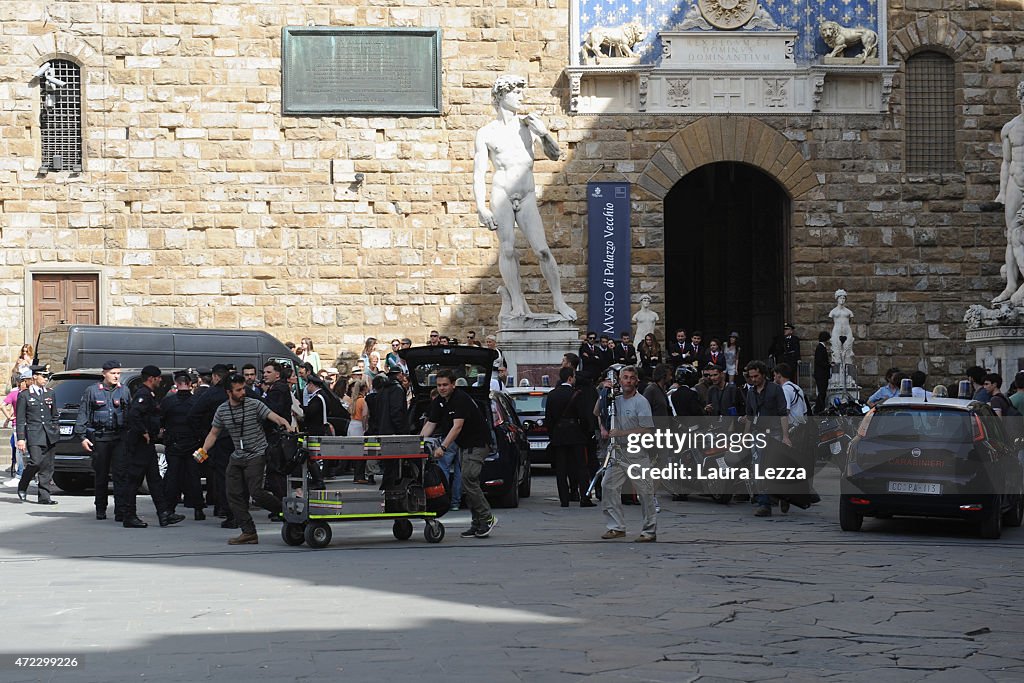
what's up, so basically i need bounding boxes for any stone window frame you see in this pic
[26,34,99,180]
[36,57,84,174]
[889,16,974,179]
[903,50,957,174]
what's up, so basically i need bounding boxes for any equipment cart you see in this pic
[281,434,446,549]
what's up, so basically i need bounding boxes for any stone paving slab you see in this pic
[0,468,1022,681]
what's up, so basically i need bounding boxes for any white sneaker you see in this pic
[654,495,661,514]
[3,478,20,487]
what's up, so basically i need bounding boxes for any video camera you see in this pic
[604,363,625,397]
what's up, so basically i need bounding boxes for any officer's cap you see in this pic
[17,366,33,380]
[102,360,121,371]
[783,322,795,330]
[29,365,50,377]
[140,365,162,378]
[305,374,326,388]
[173,371,191,383]
[196,367,213,376]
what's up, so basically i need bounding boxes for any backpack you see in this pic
[319,386,352,436]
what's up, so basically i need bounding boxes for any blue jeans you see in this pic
[10,433,25,477]
[438,442,462,506]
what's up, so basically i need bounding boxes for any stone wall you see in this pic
[0,0,1019,388]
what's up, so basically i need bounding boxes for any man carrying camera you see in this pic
[196,374,294,545]
[597,365,657,542]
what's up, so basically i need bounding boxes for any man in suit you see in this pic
[613,331,638,366]
[681,331,703,368]
[666,328,688,368]
[813,331,830,414]
[16,365,59,505]
[545,367,595,507]
[579,332,603,376]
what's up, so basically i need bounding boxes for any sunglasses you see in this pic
[392,342,400,347]
[430,334,438,338]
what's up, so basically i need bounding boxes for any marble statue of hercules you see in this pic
[993,81,1024,304]
[473,75,577,321]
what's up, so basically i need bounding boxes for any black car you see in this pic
[47,368,177,493]
[504,387,552,466]
[841,397,1024,538]
[400,346,531,508]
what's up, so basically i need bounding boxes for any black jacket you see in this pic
[161,390,198,454]
[578,342,603,376]
[75,382,132,441]
[303,391,330,437]
[544,383,588,446]
[814,342,830,382]
[127,387,161,442]
[670,385,703,417]
[188,382,231,449]
[612,342,637,367]
[375,381,408,436]
[261,379,292,422]
[16,387,59,447]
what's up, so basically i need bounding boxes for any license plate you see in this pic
[830,441,842,455]
[529,440,549,450]
[887,481,942,495]
[60,425,73,435]
[716,457,727,469]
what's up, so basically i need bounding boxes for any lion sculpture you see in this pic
[581,21,646,64]
[820,20,878,63]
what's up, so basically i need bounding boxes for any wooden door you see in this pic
[32,274,99,334]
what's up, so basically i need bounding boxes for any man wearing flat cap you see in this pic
[122,365,184,528]
[75,360,133,521]
[15,365,59,505]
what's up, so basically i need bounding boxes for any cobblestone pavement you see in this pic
[0,467,1022,682]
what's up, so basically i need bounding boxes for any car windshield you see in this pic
[412,362,491,388]
[510,392,547,415]
[866,408,973,443]
[47,377,99,409]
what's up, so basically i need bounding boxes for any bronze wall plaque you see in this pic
[282,27,442,116]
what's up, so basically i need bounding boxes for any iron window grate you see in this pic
[905,52,956,173]
[39,59,83,172]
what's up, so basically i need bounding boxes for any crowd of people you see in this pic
[7,324,1022,545]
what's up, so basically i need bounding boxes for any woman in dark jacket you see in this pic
[637,333,661,379]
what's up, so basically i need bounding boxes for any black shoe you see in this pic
[268,512,284,522]
[115,514,124,522]
[123,516,148,528]
[37,499,58,506]
[580,498,596,508]
[96,510,107,520]
[221,518,239,529]
[159,512,185,527]
[194,509,206,521]
[474,515,498,538]
[560,502,569,508]
[459,526,480,538]
[16,490,27,502]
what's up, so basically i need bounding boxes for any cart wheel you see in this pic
[304,521,332,549]
[393,519,414,540]
[424,519,445,544]
[281,523,305,546]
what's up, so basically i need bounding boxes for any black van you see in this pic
[35,324,301,373]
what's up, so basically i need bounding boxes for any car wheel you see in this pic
[839,498,863,532]
[979,498,1003,539]
[392,519,414,540]
[304,521,333,549]
[281,523,305,546]
[518,462,532,498]
[52,472,91,493]
[1002,494,1024,528]
[499,477,520,508]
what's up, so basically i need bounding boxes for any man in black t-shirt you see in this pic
[420,368,496,539]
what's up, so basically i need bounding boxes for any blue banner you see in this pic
[587,182,631,338]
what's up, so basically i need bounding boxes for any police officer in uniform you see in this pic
[15,365,59,505]
[122,365,184,528]
[161,371,205,521]
[75,360,132,521]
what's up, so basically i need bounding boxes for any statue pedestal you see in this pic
[963,303,1024,378]
[826,366,861,405]
[965,326,1024,379]
[498,318,580,388]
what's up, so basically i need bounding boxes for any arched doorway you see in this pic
[663,162,790,363]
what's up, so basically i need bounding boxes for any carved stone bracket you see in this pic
[881,72,894,110]
[811,71,825,111]
[569,72,582,113]
[638,72,649,112]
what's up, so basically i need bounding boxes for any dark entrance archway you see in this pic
[663,162,790,364]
